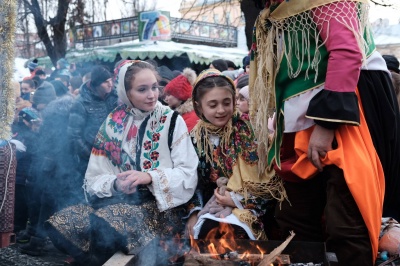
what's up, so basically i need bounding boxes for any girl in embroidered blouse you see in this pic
[185,69,286,240]
[46,60,199,265]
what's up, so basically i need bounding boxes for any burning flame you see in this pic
[205,223,237,255]
[188,222,270,265]
[207,243,219,259]
[256,244,265,259]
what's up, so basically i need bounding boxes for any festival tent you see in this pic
[36,39,249,69]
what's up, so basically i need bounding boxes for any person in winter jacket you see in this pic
[12,107,40,234]
[164,68,199,131]
[68,65,118,176]
[19,94,82,256]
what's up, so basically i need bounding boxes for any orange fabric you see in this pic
[291,91,385,263]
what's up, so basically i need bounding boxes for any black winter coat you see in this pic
[68,81,118,174]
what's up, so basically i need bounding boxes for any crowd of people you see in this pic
[9,1,400,265]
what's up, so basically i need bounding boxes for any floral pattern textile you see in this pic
[192,113,285,240]
[92,105,170,172]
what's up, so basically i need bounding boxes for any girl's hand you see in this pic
[115,170,152,194]
[308,125,335,172]
[213,189,236,208]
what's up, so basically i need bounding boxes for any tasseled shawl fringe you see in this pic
[250,1,372,168]
[192,117,234,165]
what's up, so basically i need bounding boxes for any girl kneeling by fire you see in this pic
[186,69,287,240]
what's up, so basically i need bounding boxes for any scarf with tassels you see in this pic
[249,0,373,168]
[192,112,286,201]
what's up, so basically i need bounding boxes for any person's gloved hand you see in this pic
[198,196,233,218]
[212,206,233,218]
[208,200,224,214]
[197,195,216,217]
[209,198,233,218]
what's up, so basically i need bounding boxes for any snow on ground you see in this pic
[13,57,31,82]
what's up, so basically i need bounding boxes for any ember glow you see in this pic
[186,223,273,265]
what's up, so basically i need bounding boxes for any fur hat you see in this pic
[164,68,197,101]
[90,66,112,88]
[32,81,56,106]
[211,59,228,72]
[383,55,400,74]
[239,86,250,101]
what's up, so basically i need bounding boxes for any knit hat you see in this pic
[32,81,56,106]
[26,58,39,71]
[19,107,39,123]
[239,86,250,101]
[28,61,39,72]
[32,75,43,88]
[383,55,400,74]
[90,66,112,88]
[164,68,197,101]
[172,70,182,78]
[210,59,228,72]
[243,55,250,67]
[225,60,237,69]
[57,58,69,69]
[50,80,69,97]
[236,74,249,89]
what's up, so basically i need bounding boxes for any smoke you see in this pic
[28,94,84,215]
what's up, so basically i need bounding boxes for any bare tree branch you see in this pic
[370,0,393,7]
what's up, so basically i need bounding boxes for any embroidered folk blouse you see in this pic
[84,102,199,212]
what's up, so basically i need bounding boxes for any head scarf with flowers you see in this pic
[89,60,170,173]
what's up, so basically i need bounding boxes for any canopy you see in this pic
[38,40,248,67]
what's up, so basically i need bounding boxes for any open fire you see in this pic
[151,225,327,266]
[181,223,294,266]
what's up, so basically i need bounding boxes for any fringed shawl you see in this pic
[249,0,372,168]
[192,112,286,202]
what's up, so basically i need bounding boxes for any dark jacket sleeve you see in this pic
[68,100,92,160]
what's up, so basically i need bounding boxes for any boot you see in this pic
[16,230,31,244]
[18,236,46,256]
